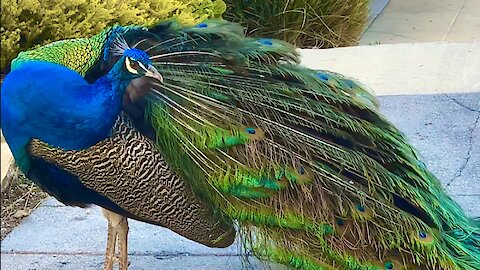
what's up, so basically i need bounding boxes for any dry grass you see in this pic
[1,165,47,240]
[224,0,370,48]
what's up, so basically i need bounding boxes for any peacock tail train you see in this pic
[12,19,480,269]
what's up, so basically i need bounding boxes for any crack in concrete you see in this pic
[444,94,480,113]
[442,0,468,41]
[445,111,480,188]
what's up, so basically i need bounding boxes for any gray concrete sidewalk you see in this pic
[1,197,271,270]
[2,92,479,270]
[300,42,480,96]
[361,0,480,44]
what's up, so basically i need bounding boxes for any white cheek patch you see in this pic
[125,57,139,74]
[138,62,148,73]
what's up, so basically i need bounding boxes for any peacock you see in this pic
[1,19,479,270]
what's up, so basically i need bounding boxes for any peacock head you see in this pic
[118,48,163,82]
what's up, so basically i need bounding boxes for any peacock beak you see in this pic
[144,65,163,83]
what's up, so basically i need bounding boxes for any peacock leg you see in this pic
[117,215,129,270]
[102,208,126,270]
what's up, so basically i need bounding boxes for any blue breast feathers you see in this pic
[1,61,124,172]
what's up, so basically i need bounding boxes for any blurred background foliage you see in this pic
[1,0,369,70]
[223,0,370,48]
[0,0,226,69]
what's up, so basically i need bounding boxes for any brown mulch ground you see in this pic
[1,170,47,240]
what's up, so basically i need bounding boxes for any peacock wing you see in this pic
[27,113,235,248]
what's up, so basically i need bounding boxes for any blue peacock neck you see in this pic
[103,57,135,96]
[80,58,135,145]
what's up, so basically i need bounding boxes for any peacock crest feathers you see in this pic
[106,32,131,58]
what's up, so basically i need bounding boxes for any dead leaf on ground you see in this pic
[13,209,31,218]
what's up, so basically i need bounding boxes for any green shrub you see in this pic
[223,0,369,48]
[0,0,226,69]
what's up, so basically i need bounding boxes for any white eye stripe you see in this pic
[125,57,139,74]
[138,62,149,72]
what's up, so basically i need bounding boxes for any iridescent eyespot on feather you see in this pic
[315,72,329,81]
[285,165,313,184]
[374,259,408,270]
[342,79,355,88]
[242,126,265,140]
[196,23,208,28]
[353,203,373,219]
[410,229,436,245]
[257,38,273,46]
[335,218,345,227]
[355,204,366,212]
[385,261,394,269]
[334,218,349,234]
[298,166,306,175]
[246,127,256,134]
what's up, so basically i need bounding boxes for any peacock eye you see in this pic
[125,57,139,74]
[130,60,139,69]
